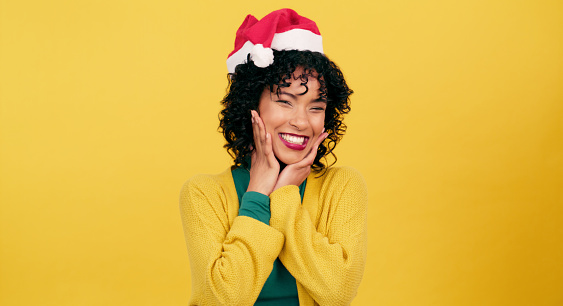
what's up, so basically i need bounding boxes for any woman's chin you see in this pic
[273,143,312,166]
[275,154,305,166]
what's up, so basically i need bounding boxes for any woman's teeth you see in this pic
[281,133,306,145]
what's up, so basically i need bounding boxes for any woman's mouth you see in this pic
[279,133,309,150]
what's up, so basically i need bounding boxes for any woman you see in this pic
[180,9,368,306]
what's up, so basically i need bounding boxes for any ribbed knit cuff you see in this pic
[238,191,271,225]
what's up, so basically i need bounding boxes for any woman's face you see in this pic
[258,68,326,165]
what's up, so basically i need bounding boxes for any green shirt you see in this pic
[232,163,306,305]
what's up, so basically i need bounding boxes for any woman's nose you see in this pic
[288,109,308,131]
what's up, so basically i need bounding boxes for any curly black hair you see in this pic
[219,49,352,172]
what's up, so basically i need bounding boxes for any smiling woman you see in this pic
[220,48,353,175]
[257,68,326,165]
[180,8,368,306]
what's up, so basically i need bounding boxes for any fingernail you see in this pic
[322,128,325,133]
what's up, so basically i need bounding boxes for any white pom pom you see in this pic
[250,44,274,68]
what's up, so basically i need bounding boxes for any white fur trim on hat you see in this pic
[271,29,323,53]
[227,29,323,74]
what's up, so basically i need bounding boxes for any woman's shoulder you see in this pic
[310,165,367,193]
[317,166,365,184]
[307,166,368,213]
[179,167,240,227]
[180,167,235,197]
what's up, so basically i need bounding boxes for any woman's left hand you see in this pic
[273,131,328,191]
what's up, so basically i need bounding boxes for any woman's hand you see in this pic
[273,131,328,191]
[247,110,280,196]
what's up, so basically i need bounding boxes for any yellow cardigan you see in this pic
[179,166,368,305]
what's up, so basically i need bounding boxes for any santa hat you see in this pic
[226,8,324,74]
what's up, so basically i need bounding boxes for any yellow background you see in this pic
[1,0,562,305]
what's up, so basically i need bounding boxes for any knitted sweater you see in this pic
[179,166,368,306]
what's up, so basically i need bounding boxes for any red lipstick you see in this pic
[278,133,309,151]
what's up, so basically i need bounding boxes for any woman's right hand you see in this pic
[247,110,279,196]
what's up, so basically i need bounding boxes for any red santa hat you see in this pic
[226,8,324,74]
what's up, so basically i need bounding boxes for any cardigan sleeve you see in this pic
[180,174,285,306]
[269,167,368,306]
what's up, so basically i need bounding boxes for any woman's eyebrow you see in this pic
[280,91,326,101]
[279,91,326,103]
[279,91,296,99]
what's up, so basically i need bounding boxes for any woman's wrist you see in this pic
[247,182,272,196]
[239,191,271,224]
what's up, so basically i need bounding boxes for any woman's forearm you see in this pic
[269,168,368,305]
[180,174,284,305]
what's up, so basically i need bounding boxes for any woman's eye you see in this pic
[312,107,325,111]
[276,100,291,105]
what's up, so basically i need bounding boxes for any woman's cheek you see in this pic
[315,115,325,134]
